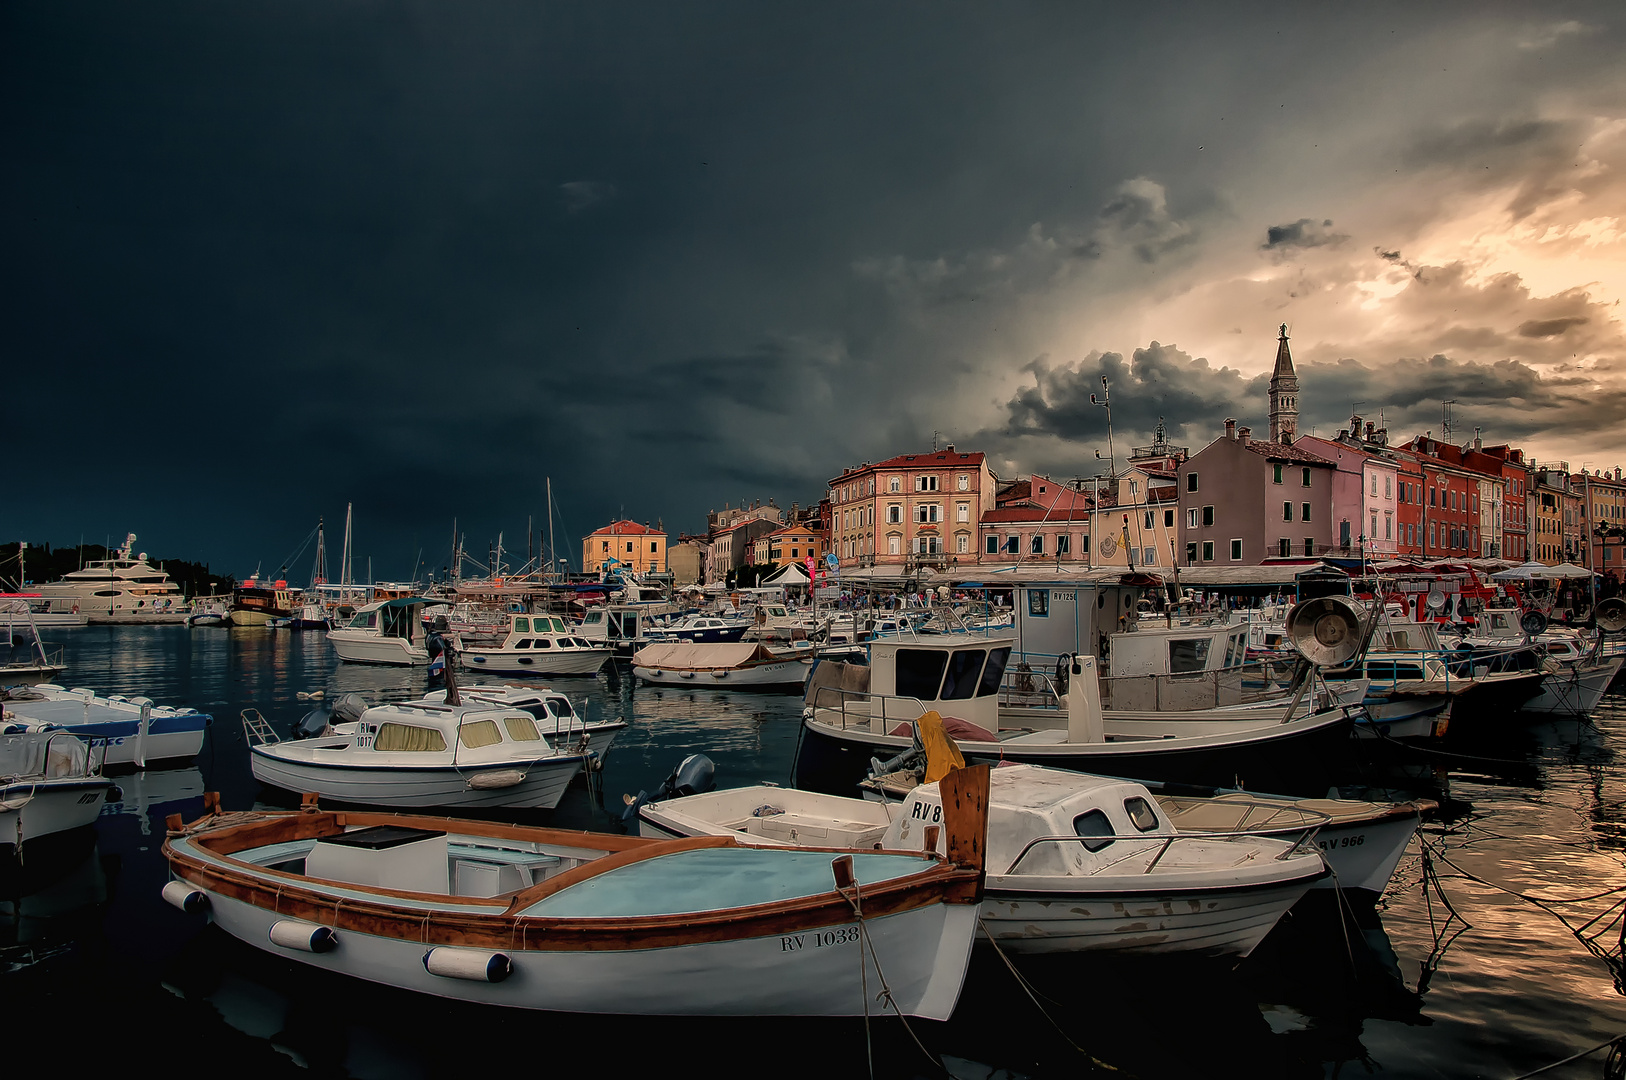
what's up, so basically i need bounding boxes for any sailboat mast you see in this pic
[340,504,354,588]
[311,519,327,587]
[547,476,557,580]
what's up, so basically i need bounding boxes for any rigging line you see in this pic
[1504,1032,1626,1080]
[976,917,1124,1072]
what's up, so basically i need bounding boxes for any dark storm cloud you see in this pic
[998,343,1266,446]
[1263,218,1345,250]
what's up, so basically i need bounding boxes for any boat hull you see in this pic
[0,777,113,849]
[1520,657,1624,716]
[1305,811,1422,895]
[461,650,611,676]
[195,885,975,1018]
[635,660,808,690]
[249,748,589,809]
[794,710,1355,797]
[977,872,1321,957]
[327,631,430,666]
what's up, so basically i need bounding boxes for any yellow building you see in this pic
[583,520,667,575]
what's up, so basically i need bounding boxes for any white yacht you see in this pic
[28,534,186,622]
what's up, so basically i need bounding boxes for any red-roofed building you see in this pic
[827,447,996,570]
[1179,419,1336,565]
[583,520,667,576]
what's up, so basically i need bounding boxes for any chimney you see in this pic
[1365,421,1375,441]
[1224,417,1237,440]
[1350,414,1361,437]
[946,442,955,453]
[1474,428,1483,452]
[1616,467,1622,481]
[1238,426,1252,446]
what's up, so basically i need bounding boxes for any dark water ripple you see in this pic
[5,625,1626,1078]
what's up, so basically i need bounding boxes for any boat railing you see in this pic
[807,686,930,732]
[999,657,1301,713]
[1000,812,1330,876]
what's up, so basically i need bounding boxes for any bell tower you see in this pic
[1268,323,1299,444]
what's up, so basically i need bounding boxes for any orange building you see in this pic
[583,520,667,575]
[751,524,823,569]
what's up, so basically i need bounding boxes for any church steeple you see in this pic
[1268,323,1299,444]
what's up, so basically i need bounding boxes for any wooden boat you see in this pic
[160,770,989,1018]
[633,641,810,691]
[457,614,613,676]
[640,761,1326,957]
[0,719,114,853]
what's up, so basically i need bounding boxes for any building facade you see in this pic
[1179,420,1336,565]
[828,449,996,569]
[583,521,667,575]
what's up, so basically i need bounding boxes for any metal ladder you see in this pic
[240,709,279,746]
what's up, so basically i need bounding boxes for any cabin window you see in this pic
[940,649,987,700]
[977,648,1011,697]
[895,650,949,700]
[514,639,532,649]
[1028,590,1049,617]
[504,715,542,742]
[459,720,503,749]
[547,697,575,717]
[374,723,447,753]
[1168,638,1211,674]
[1124,797,1160,832]
[572,638,593,649]
[514,617,530,632]
[535,638,553,648]
[1072,809,1116,852]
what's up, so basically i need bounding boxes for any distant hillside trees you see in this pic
[0,541,234,598]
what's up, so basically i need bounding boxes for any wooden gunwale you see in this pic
[165,810,980,952]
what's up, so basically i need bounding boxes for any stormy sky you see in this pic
[6,3,1626,577]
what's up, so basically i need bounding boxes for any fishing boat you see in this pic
[639,758,1325,957]
[159,769,988,1018]
[327,598,434,666]
[0,719,114,853]
[795,633,1359,796]
[457,614,613,676]
[0,685,210,768]
[230,577,296,627]
[414,683,626,756]
[186,595,232,627]
[243,695,598,810]
[632,641,810,691]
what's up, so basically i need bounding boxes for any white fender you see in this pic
[269,919,338,953]
[161,881,210,914]
[423,947,513,982]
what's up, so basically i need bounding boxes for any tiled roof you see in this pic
[831,450,985,483]
[1243,440,1333,466]
[588,520,665,536]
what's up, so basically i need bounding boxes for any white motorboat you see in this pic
[641,761,1326,957]
[327,597,433,666]
[243,699,596,810]
[161,778,987,1019]
[414,683,627,757]
[0,595,87,628]
[0,718,114,852]
[26,534,187,623]
[0,685,210,768]
[186,595,232,627]
[632,641,810,691]
[457,614,612,676]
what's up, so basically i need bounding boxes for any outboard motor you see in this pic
[291,703,333,740]
[426,630,449,680]
[619,753,717,825]
[329,693,370,725]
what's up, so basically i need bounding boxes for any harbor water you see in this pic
[7,625,1626,1078]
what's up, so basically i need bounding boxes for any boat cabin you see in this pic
[808,633,1014,735]
[880,764,1175,877]
[578,605,651,650]
[344,597,431,644]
